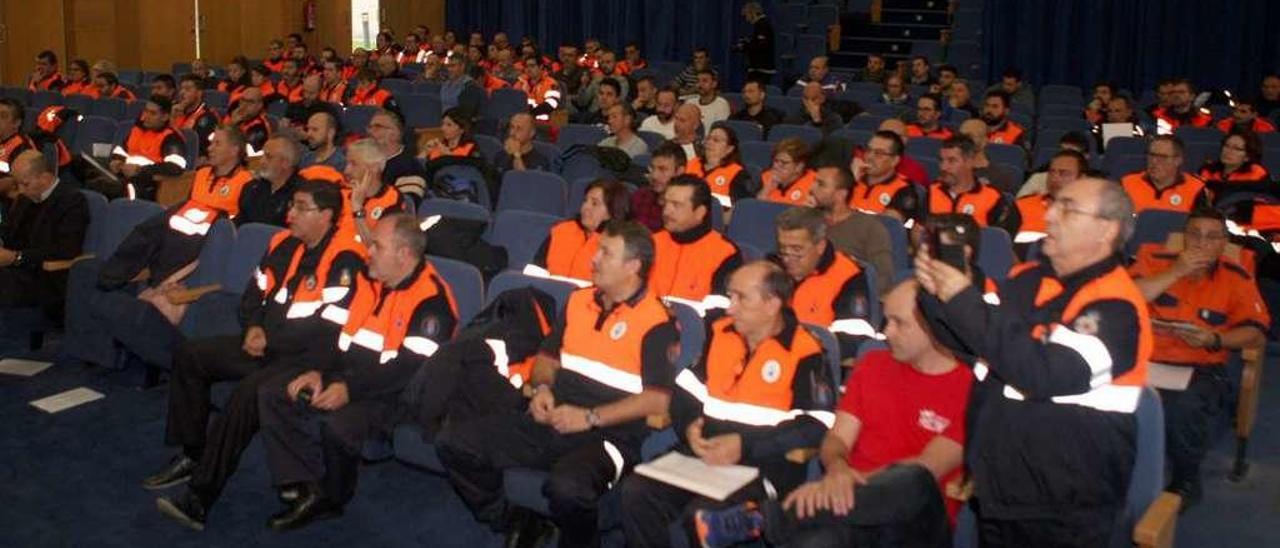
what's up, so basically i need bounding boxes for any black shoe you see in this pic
[266,485,343,531]
[142,454,198,490]
[277,483,301,504]
[156,490,208,531]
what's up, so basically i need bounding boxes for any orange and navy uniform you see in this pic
[61,78,93,97]
[276,78,306,104]
[28,72,65,92]
[264,57,287,74]
[927,180,1020,234]
[986,120,1026,147]
[31,106,75,169]
[1216,117,1276,134]
[218,79,248,100]
[320,81,348,105]
[1152,106,1213,130]
[650,224,743,301]
[172,102,220,157]
[348,84,399,111]
[670,308,833,489]
[338,181,405,238]
[0,132,37,176]
[222,113,272,156]
[686,157,754,208]
[480,72,511,95]
[922,256,1152,514]
[1198,161,1273,203]
[111,123,188,174]
[905,123,953,140]
[791,244,874,355]
[532,219,600,282]
[1120,171,1209,214]
[425,140,480,161]
[1014,193,1051,245]
[849,173,920,222]
[244,227,367,359]
[762,169,817,206]
[166,165,254,238]
[1129,243,1269,367]
[333,259,458,399]
[101,85,137,102]
[542,286,678,429]
[617,59,648,75]
[515,74,562,121]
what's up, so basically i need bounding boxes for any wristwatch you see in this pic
[585,408,602,429]
[352,208,366,219]
[12,251,22,266]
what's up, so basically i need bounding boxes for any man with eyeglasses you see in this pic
[150,181,367,531]
[1121,135,1209,214]
[848,131,920,224]
[223,87,272,156]
[1128,208,1268,511]
[1014,150,1087,256]
[906,94,953,140]
[915,177,1153,546]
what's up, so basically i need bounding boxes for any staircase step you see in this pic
[830,51,912,70]
[881,0,950,12]
[880,9,950,26]
[840,36,937,55]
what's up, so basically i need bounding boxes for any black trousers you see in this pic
[257,369,397,506]
[402,338,527,436]
[1159,366,1230,489]
[974,500,1120,548]
[770,464,951,548]
[166,335,297,503]
[619,456,808,548]
[436,412,638,548]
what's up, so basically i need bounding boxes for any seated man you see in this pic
[438,220,677,548]
[300,109,346,171]
[784,82,842,136]
[651,175,743,302]
[598,104,649,159]
[729,80,785,135]
[109,95,188,200]
[1129,208,1268,510]
[774,207,876,356]
[343,138,408,242]
[981,90,1026,148]
[222,87,272,156]
[149,181,365,530]
[693,279,970,547]
[365,110,426,206]
[906,94,953,140]
[347,68,399,111]
[849,131,920,223]
[928,135,1020,236]
[639,88,679,140]
[0,151,88,354]
[0,98,36,199]
[1121,135,1209,214]
[495,112,552,174]
[259,214,458,530]
[171,74,221,162]
[686,69,732,129]
[810,166,897,295]
[1014,150,1087,255]
[620,260,835,547]
[237,135,305,227]
[631,142,686,232]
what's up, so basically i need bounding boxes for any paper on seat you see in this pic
[635,451,759,501]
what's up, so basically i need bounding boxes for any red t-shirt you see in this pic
[838,350,973,519]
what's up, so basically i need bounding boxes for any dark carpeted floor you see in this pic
[2,340,1277,547]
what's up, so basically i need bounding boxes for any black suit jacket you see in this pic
[2,181,89,269]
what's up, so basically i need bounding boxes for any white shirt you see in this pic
[639,115,676,140]
[687,96,731,128]
[37,178,60,203]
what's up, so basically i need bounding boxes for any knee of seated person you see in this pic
[876,463,942,496]
[319,411,369,453]
[544,470,599,513]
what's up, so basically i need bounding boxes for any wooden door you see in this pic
[198,0,243,66]
[1,1,68,86]
[136,0,195,71]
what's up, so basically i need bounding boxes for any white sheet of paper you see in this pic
[30,387,105,414]
[634,451,760,501]
[0,358,53,377]
[1147,362,1195,391]
[1101,123,1133,150]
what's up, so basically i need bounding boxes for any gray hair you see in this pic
[346,138,388,170]
[385,213,427,258]
[268,134,304,167]
[1089,178,1136,251]
[775,206,828,243]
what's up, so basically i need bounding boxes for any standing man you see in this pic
[739,2,776,86]
[438,220,678,548]
[915,177,1152,546]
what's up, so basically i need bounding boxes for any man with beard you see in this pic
[237,135,305,227]
[639,88,679,140]
[300,110,345,171]
[171,74,220,161]
[927,135,1020,235]
[981,90,1026,149]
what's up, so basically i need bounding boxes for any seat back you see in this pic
[1126,210,1187,257]
[485,271,578,315]
[802,324,843,388]
[667,301,707,370]
[497,170,568,215]
[342,105,380,136]
[401,93,443,129]
[91,98,129,120]
[483,88,529,121]
[79,190,110,256]
[484,210,563,269]
[767,124,823,146]
[557,124,608,148]
[740,141,775,170]
[727,199,792,253]
[72,115,120,156]
[428,255,485,326]
[1125,387,1165,532]
[101,198,166,257]
[185,219,235,287]
[978,227,1015,282]
[221,223,284,295]
[876,214,911,277]
[418,199,491,224]
[720,119,763,143]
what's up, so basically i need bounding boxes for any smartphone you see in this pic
[928,221,969,271]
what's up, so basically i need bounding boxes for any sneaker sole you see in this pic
[156,497,206,531]
[142,474,192,491]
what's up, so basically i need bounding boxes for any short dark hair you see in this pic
[872,130,905,156]
[1224,128,1264,164]
[1059,131,1090,151]
[668,173,714,214]
[941,135,977,158]
[1094,81,1117,94]
[0,98,26,126]
[603,219,656,278]
[984,90,1011,108]
[917,93,943,112]
[70,59,90,75]
[636,75,656,87]
[826,165,855,193]
[1186,206,1227,227]
[651,141,687,166]
[294,180,345,224]
[599,77,622,97]
[1050,149,1089,174]
[1001,67,1023,81]
[179,73,207,90]
[585,179,632,223]
[98,72,120,87]
[152,74,176,89]
[215,124,248,161]
[937,64,957,77]
[37,50,58,65]
[696,68,717,81]
[776,207,828,243]
[912,55,929,65]
[1150,134,1185,156]
[441,107,472,134]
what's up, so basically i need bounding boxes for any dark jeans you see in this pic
[1158,366,1230,489]
[436,411,638,548]
[769,464,951,548]
[974,499,1120,548]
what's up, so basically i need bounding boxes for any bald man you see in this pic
[786,81,842,135]
[956,119,1021,194]
[674,103,704,161]
[0,151,88,351]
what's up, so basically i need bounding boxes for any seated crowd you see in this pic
[2,19,1278,548]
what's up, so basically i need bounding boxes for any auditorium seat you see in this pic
[1125,210,1187,257]
[427,255,485,325]
[906,137,943,160]
[342,105,379,136]
[401,93,443,129]
[985,143,1027,169]
[1174,125,1225,145]
[767,124,823,146]
[557,124,609,148]
[90,98,129,121]
[484,210,563,269]
[978,227,1015,282]
[740,141,775,170]
[721,119,763,142]
[418,199,491,224]
[727,199,793,253]
[496,170,568,215]
[482,88,529,121]
[29,90,63,111]
[875,214,911,277]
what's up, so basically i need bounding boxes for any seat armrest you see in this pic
[785,448,819,464]
[646,413,672,430]
[42,254,96,271]
[1133,491,1181,548]
[165,283,222,305]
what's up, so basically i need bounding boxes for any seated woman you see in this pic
[686,123,758,209]
[529,179,630,282]
[1200,129,1273,204]
[421,107,484,161]
[760,137,817,206]
[61,59,94,97]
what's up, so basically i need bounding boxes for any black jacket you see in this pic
[0,181,88,316]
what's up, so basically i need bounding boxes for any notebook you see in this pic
[634,451,759,501]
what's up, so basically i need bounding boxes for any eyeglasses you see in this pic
[1047,197,1105,219]
[866,148,897,158]
[1223,142,1247,152]
[288,201,319,213]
